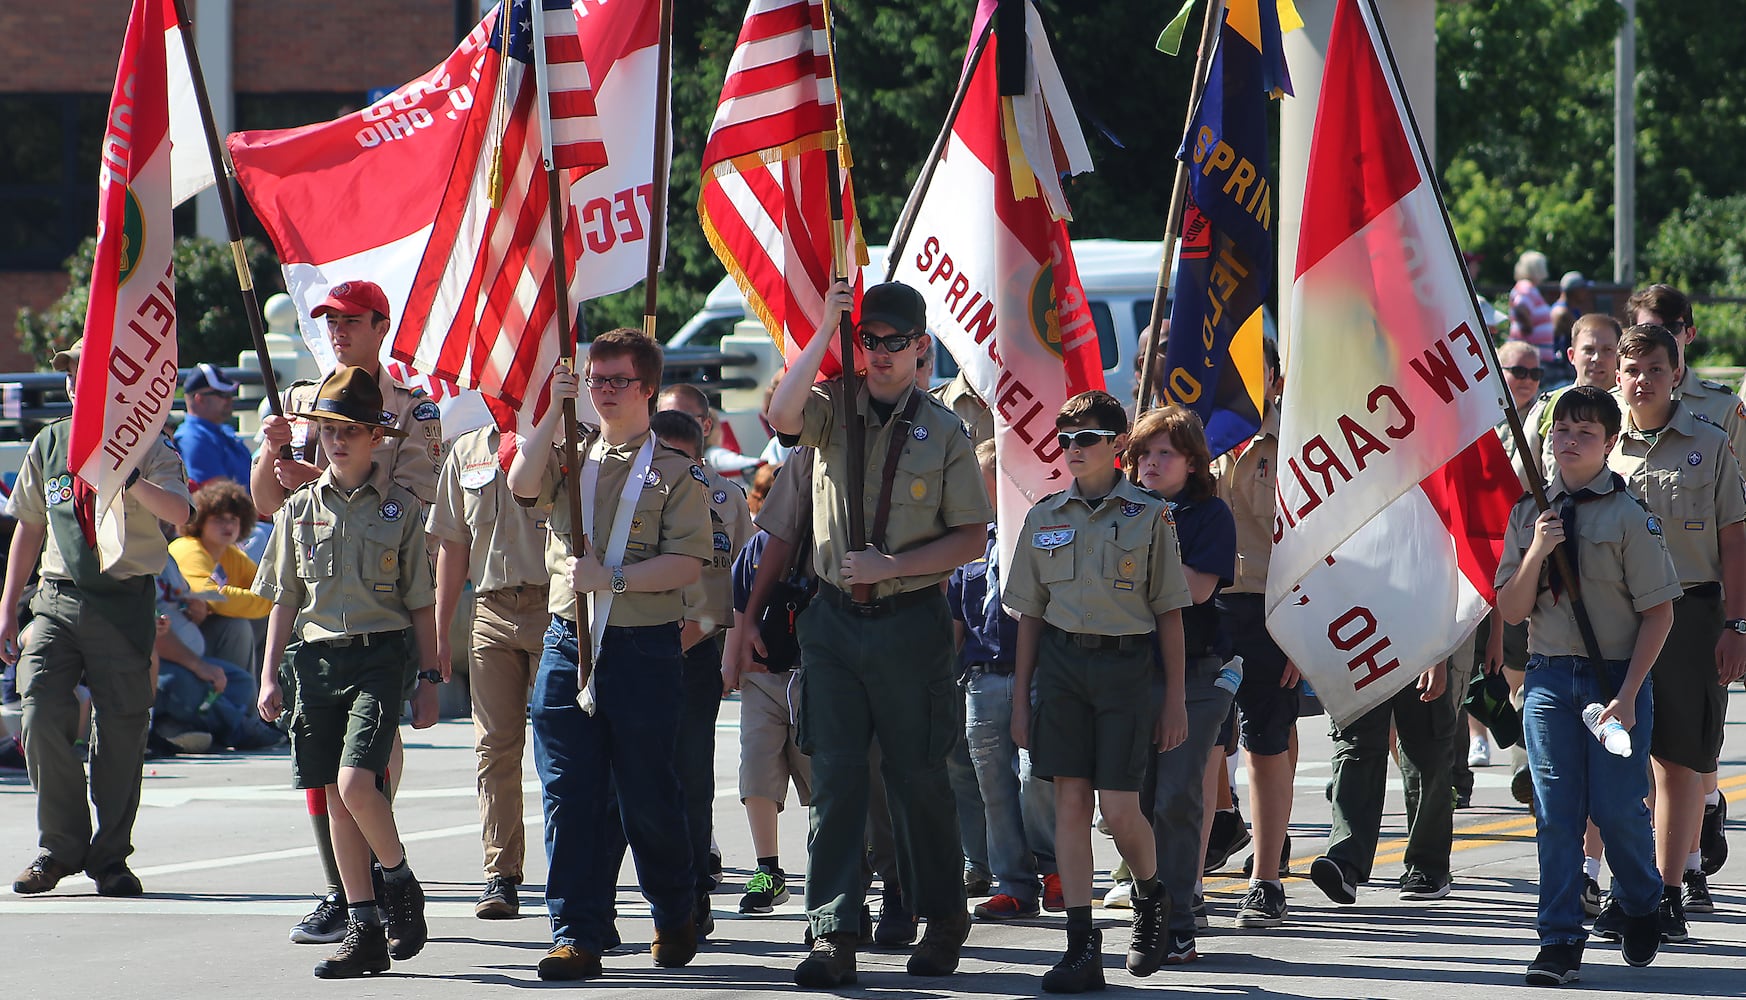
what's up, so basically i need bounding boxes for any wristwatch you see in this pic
[610,566,627,595]
[1725,619,1746,634]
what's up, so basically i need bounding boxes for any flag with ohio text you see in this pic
[1159,0,1298,456]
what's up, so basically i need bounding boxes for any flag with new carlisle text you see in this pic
[1263,0,1517,726]
[888,0,1101,577]
[71,0,209,569]
[1160,0,1297,458]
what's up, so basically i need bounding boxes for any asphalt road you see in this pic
[3,690,1743,999]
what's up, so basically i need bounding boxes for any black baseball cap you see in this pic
[183,362,239,396]
[858,282,926,335]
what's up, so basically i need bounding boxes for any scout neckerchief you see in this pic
[575,433,656,713]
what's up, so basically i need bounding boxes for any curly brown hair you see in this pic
[181,479,258,538]
[1123,405,1215,501]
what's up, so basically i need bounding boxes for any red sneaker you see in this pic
[1042,873,1065,913]
[973,893,1040,921]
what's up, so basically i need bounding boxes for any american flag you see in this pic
[698,0,864,374]
[390,0,606,432]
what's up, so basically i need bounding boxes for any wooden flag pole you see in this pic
[168,0,289,442]
[1358,0,1610,691]
[1135,0,1224,415]
[640,0,676,335]
[531,1,593,686]
[821,1,871,602]
[884,16,996,280]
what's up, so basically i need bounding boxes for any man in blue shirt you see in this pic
[951,440,1058,921]
[174,364,252,491]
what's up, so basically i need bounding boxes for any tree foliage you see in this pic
[15,235,278,371]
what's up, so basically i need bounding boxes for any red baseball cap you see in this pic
[311,280,391,320]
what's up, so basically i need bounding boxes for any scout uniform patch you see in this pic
[380,499,404,521]
[1033,526,1074,549]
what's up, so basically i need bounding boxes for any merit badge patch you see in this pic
[630,516,644,533]
[712,489,728,505]
[644,467,662,488]
[690,465,709,485]
[1688,450,1704,467]
[910,477,928,500]
[380,550,397,574]
[412,401,440,422]
[380,499,404,521]
[913,425,929,441]
[1118,554,1137,578]
[45,474,73,506]
[1647,515,1663,537]
[1032,526,1075,550]
[1121,502,1144,517]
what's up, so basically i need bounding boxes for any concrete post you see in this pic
[1277,0,1436,339]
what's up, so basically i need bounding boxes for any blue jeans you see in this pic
[155,657,259,747]
[964,669,1057,903]
[531,618,693,951]
[1522,654,1660,946]
[950,681,990,882]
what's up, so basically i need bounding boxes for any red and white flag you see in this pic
[1264,0,1518,725]
[888,0,1100,573]
[72,0,191,568]
[698,0,865,376]
[230,0,663,435]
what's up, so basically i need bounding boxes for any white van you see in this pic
[670,239,1174,398]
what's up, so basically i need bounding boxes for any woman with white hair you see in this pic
[1508,250,1555,365]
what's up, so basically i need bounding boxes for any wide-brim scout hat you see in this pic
[292,365,407,437]
[1465,667,1521,750]
[50,338,84,373]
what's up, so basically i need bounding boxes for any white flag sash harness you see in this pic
[575,434,656,713]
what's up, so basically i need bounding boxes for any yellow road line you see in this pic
[1204,771,1746,894]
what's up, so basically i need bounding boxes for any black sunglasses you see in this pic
[859,330,919,354]
[1503,365,1543,381]
[1055,429,1119,450]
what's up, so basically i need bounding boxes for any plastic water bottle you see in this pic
[1214,656,1244,695]
[1581,703,1632,757]
[198,689,222,714]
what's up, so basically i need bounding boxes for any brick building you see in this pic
[0,1,479,371]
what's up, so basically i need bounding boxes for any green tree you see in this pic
[1642,192,1746,363]
[15,235,280,371]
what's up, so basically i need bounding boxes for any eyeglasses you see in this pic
[585,375,642,390]
[859,330,918,354]
[1055,429,1120,450]
[1503,365,1543,381]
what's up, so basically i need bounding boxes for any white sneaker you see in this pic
[1102,881,1133,909]
[1467,736,1491,768]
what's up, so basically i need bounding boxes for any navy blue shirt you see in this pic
[1168,491,1236,659]
[948,527,1019,672]
[731,530,771,613]
[173,414,252,490]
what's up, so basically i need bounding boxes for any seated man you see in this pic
[152,559,283,752]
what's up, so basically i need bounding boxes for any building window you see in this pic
[0,94,107,270]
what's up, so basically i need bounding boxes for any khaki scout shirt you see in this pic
[426,425,551,594]
[791,380,993,600]
[930,372,993,448]
[252,464,437,642]
[8,425,189,580]
[1608,402,1746,588]
[1002,477,1193,637]
[1612,369,1746,465]
[682,468,755,633]
[531,430,714,625]
[274,368,443,506]
[1211,404,1278,595]
[1494,468,1682,660]
[752,445,813,544]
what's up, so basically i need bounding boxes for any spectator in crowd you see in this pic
[151,558,282,752]
[169,480,272,673]
[1509,251,1556,366]
[1549,271,1595,364]
[175,363,252,493]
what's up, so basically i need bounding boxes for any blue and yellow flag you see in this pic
[1158,0,1295,456]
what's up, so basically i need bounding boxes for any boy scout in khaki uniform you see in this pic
[252,366,439,980]
[1622,283,1746,462]
[1004,390,1190,993]
[648,405,756,933]
[428,424,552,920]
[2,338,192,898]
[1495,384,1679,985]
[1605,324,1746,936]
[254,280,443,514]
[766,280,991,987]
[506,330,713,982]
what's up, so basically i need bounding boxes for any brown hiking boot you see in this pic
[538,943,604,981]
[652,917,698,968]
[312,920,391,979]
[907,907,971,977]
[795,931,858,987]
[13,854,78,895]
